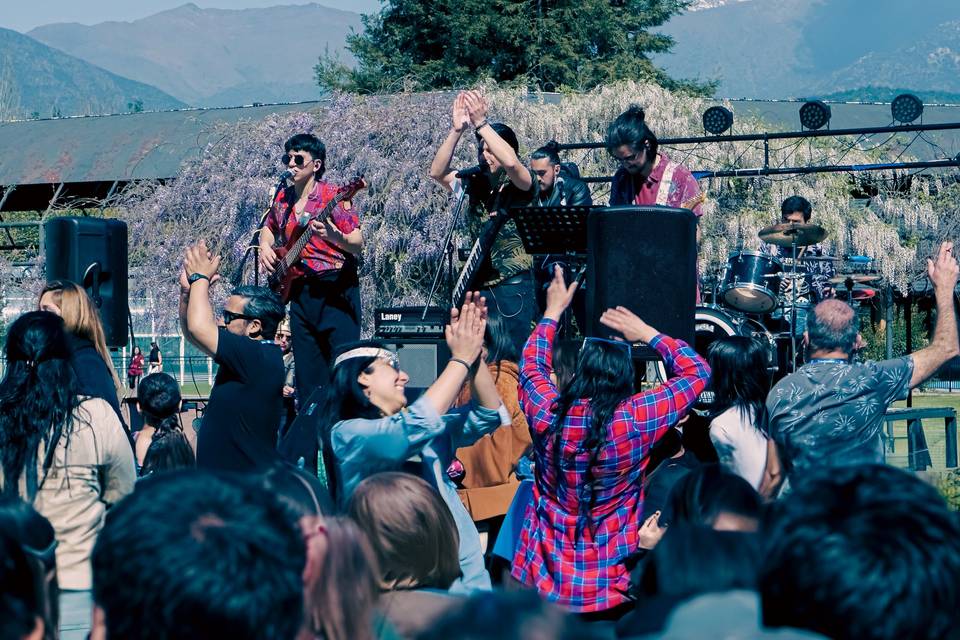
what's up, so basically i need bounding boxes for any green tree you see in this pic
[316,0,711,94]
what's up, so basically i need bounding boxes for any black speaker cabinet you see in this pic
[586,206,696,358]
[380,339,451,402]
[44,217,129,347]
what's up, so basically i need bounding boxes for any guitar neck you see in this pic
[282,191,349,270]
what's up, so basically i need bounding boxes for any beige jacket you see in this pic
[28,397,136,590]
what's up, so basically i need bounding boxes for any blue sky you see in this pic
[3,0,381,32]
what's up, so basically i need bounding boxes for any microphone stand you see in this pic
[423,183,469,320]
[239,173,289,286]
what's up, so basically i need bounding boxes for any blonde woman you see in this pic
[39,280,124,420]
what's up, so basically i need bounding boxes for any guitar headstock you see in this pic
[337,176,367,201]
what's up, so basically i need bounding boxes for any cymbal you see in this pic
[828,274,882,285]
[758,222,828,247]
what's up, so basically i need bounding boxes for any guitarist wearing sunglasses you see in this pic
[259,133,364,397]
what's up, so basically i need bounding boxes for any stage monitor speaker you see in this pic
[586,205,696,358]
[380,339,451,402]
[44,217,129,348]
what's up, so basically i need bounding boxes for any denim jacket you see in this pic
[332,396,508,592]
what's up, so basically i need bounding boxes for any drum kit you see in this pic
[696,221,882,379]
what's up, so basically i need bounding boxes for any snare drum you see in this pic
[720,251,782,314]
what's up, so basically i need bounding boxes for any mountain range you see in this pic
[27,3,362,107]
[657,0,960,99]
[5,0,960,119]
[0,27,185,120]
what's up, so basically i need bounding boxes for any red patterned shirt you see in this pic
[265,180,360,276]
[511,318,709,612]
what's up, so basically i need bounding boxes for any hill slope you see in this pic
[0,27,186,120]
[29,3,363,107]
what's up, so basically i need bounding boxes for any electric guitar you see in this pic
[267,176,366,303]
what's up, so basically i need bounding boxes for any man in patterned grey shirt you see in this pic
[767,241,959,483]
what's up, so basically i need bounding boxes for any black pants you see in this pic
[289,268,361,400]
[481,271,537,357]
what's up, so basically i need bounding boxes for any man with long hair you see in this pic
[430,91,538,353]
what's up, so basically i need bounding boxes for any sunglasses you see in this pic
[581,336,632,358]
[281,153,312,167]
[222,309,257,325]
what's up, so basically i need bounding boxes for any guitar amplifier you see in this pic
[374,306,446,338]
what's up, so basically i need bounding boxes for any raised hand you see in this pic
[446,292,485,364]
[183,240,222,283]
[599,305,658,344]
[452,92,471,133]
[462,90,489,128]
[544,265,578,321]
[928,241,959,292]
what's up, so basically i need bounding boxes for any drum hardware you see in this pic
[758,222,828,247]
[828,273,881,285]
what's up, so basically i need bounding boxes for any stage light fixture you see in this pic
[891,93,923,124]
[799,100,831,130]
[702,106,734,135]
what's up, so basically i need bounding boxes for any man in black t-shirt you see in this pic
[179,240,286,473]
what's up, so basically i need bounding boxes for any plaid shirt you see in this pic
[511,318,709,612]
[266,180,360,276]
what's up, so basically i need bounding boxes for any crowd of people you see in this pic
[2,94,960,640]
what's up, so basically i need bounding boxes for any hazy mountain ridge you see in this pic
[0,27,186,120]
[28,3,363,107]
[657,0,960,99]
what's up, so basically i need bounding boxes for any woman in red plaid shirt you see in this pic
[511,266,710,617]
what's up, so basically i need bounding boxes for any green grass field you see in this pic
[887,392,960,470]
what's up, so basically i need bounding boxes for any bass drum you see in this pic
[655,306,777,408]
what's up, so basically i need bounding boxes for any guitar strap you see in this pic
[656,160,678,206]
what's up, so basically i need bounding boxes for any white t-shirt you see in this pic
[710,406,769,491]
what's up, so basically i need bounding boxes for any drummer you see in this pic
[761,196,836,331]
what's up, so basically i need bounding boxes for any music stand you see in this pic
[512,205,592,256]
[513,205,593,337]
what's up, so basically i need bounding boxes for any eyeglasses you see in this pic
[222,309,257,325]
[613,148,645,166]
[282,153,311,167]
[581,336,632,358]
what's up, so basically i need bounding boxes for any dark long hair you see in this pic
[467,122,521,210]
[140,427,195,477]
[315,340,386,504]
[0,312,79,499]
[549,340,635,536]
[706,336,771,434]
[137,373,181,431]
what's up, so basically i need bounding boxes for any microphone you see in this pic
[455,165,485,179]
[269,170,293,201]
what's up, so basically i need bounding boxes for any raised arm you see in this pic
[429,93,471,192]
[179,240,222,358]
[910,241,960,388]
[520,266,578,434]
[463,91,532,192]
[600,306,710,428]
[421,293,487,416]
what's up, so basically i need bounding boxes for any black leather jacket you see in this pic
[534,174,593,207]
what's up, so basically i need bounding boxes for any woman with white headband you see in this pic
[314,293,508,592]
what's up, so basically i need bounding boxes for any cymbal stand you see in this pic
[788,232,800,372]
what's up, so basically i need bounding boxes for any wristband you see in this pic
[187,273,211,285]
[449,357,472,373]
[474,119,489,132]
